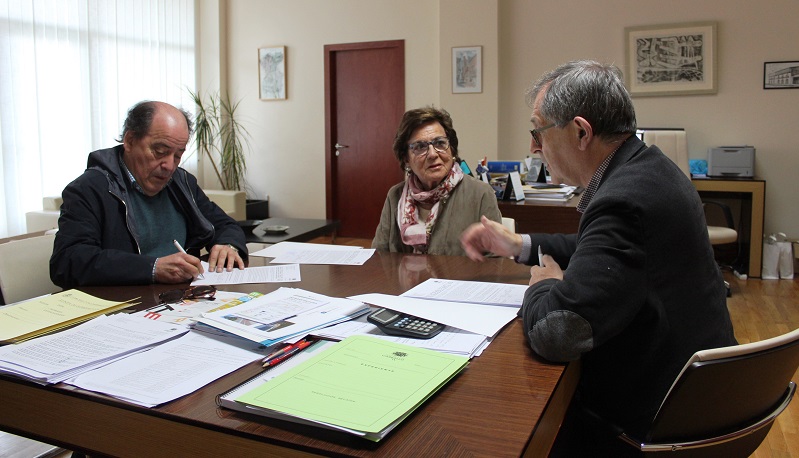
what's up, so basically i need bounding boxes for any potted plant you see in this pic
[188,90,269,220]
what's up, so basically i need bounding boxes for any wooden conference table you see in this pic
[0,252,579,457]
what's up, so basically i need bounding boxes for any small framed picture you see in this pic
[763,61,799,89]
[625,22,717,97]
[452,46,482,94]
[259,46,286,100]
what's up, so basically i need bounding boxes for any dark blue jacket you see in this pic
[519,136,737,435]
[50,145,247,288]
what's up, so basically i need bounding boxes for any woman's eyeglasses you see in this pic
[158,285,217,304]
[408,137,450,157]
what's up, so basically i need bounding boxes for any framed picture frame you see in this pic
[452,46,482,94]
[625,22,717,97]
[763,61,799,89]
[258,46,286,100]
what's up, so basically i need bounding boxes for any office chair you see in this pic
[613,327,799,456]
[0,233,66,456]
[0,233,61,305]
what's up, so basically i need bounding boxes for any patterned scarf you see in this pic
[398,164,463,253]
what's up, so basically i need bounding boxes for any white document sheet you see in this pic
[401,278,527,307]
[192,262,301,286]
[270,249,375,265]
[0,314,187,384]
[349,293,518,337]
[69,330,268,407]
[250,242,362,258]
[312,315,489,358]
[197,288,370,346]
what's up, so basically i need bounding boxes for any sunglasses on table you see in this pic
[158,285,217,304]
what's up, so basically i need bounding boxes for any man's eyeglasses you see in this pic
[408,137,450,157]
[530,123,556,148]
[158,285,217,304]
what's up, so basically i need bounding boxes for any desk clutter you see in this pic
[0,252,527,441]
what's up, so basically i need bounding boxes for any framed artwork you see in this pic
[452,46,482,94]
[259,46,286,100]
[763,61,799,89]
[625,22,717,97]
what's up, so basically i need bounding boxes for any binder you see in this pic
[217,336,468,441]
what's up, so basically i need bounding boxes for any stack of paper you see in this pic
[312,315,490,358]
[0,314,187,384]
[195,288,370,346]
[0,290,137,344]
[222,336,468,441]
[134,291,265,326]
[69,330,270,407]
[522,184,577,201]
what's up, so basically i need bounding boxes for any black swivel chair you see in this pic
[615,328,799,456]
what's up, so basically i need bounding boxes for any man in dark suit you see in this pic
[460,60,736,455]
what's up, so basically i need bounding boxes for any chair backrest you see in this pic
[648,328,799,443]
[639,128,690,178]
[0,234,61,304]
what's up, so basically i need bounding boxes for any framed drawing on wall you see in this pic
[452,46,482,94]
[763,61,799,89]
[625,22,717,97]
[259,46,286,100]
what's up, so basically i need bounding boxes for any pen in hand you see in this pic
[538,245,544,266]
[173,239,188,255]
[173,239,204,279]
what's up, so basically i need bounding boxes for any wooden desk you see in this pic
[0,252,578,457]
[498,198,581,234]
[692,178,766,278]
[499,178,767,278]
[245,217,340,244]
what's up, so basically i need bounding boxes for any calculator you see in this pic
[367,307,444,339]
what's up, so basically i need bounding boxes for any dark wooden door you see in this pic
[324,40,405,238]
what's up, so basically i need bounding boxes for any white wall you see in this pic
[210,0,798,237]
[499,0,799,238]
[220,0,439,218]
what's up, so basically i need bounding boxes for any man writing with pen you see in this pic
[51,100,247,288]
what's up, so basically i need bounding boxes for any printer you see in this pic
[707,146,755,177]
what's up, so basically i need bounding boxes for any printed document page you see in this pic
[312,315,488,358]
[269,249,375,265]
[0,314,187,384]
[250,242,362,258]
[197,288,369,345]
[70,330,268,407]
[349,293,517,337]
[401,278,526,307]
[192,262,301,286]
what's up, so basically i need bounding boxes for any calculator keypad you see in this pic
[391,317,439,335]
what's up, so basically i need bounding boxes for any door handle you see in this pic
[335,143,349,156]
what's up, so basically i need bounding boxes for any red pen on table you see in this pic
[260,342,294,363]
[262,339,314,368]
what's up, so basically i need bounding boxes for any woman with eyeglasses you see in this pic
[372,106,501,255]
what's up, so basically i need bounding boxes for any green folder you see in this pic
[234,335,468,441]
